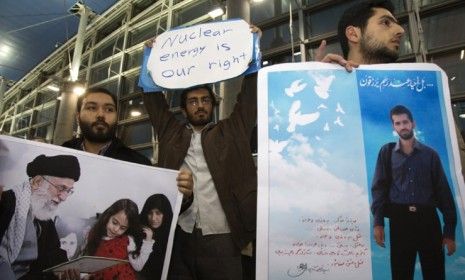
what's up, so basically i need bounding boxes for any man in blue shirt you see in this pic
[371,105,457,279]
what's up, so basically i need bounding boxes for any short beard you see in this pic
[31,183,58,221]
[79,119,116,143]
[360,34,399,64]
[399,130,414,140]
[186,110,212,127]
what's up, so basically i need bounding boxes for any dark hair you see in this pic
[77,87,117,113]
[84,199,143,258]
[140,194,173,236]
[139,194,173,279]
[180,84,217,110]
[390,105,413,122]
[337,0,395,58]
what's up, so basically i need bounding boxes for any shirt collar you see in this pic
[186,122,215,132]
[394,138,423,152]
[81,139,112,155]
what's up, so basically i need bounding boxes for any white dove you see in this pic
[317,104,328,109]
[334,116,344,127]
[270,101,280,116]
[287,100,320,133]
[269,139,289,154]
[336,102,346,114]
[285,79,307,97]
[314,75,335,99]
[323,122,330,131]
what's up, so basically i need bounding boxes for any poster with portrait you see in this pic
[256,62,465,280]
[0,136,182,279]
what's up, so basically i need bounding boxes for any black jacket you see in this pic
[62,137,152,166]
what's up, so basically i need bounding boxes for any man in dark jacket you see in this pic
[61,86,193,200]
[0,154,81,279]
[143,26,260,279]
[62,87,152,165]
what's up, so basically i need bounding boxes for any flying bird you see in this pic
[273,124,280,131]
[269,139,289,154]
[323,122,330,131]
[317,104,328,109]
[287,100,320,133]
[285,79,307,97]
[334,116,344,127]
[270,101,280,116]
[313,75,335,99]
[336,102,345,114]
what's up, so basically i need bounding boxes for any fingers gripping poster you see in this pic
[257,62,465,279]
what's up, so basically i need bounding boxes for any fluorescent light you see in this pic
[461,49,464,60]
[459,113,465,118]
[262,60,269,66]
[451,76,456,81]
[252,0,264,2]
[208,7,224,18]
[130,110,142,117]
[0,44,11,56]
[47,84,60,92]
[293,51,301,56]
[73,85,85,95]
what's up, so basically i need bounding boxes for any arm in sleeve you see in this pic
[127,236,154,271]
[371,145,391,227]
[432,152,457,240]
[227,73,257,137]
[142,92,183,140]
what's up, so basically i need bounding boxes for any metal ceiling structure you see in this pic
[0,0,120,82]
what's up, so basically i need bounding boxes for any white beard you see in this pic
[31,184,58,220]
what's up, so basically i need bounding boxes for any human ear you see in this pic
[30,176,43,191]
[345,26,361,44]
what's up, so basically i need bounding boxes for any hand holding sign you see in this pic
[146,19,254,89]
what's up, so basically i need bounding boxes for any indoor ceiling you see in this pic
[0,0,120,83]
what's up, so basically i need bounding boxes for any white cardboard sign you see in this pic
[147,19,253,89]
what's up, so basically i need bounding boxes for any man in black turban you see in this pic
[0,154,81,280]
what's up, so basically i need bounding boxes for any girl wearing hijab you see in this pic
[138,194,173,279]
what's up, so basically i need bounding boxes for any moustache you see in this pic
[195,109,207,114]
[92,121,109,128]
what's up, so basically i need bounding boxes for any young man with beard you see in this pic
[371,105,456,279]
[62,87,194,216]
[0,154,81,279]
[62,87,152,165]
[316,0,404,67]
[142,26,260,279]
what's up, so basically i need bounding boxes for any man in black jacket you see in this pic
[62,87,152,165]
[62,87,193,196]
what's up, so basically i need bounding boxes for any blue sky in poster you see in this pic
[357,69,465,280]
[266,69,373,279]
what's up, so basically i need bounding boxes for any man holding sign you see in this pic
[142,22,260,280]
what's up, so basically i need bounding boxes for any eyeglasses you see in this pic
[186,97,212,107]
[42,176,74,195]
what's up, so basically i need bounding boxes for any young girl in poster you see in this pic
[84,199,153,280]
[138,194,173,279]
